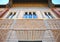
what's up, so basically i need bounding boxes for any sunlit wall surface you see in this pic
[52,0,60,5]
[0,0,9,5]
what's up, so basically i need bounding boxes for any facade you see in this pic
[0,0,60,42]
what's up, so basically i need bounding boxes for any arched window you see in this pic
[33,12,37,18]
[23,12,29,18]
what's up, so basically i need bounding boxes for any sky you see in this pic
[52,0,60,5]
[0,0,9,5]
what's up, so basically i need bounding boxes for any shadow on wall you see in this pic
[18,41,42,42]
[13,0,48,3]
[57,35,60,42]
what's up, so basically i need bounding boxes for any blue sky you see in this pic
[52,0,60,4]
[0,0,9,5]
